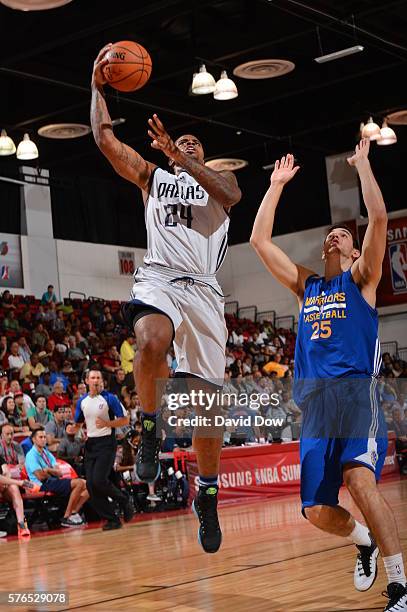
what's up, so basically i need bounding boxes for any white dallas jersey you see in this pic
[144,168,230,275]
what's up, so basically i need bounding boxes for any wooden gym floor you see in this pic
[2,478,406,612]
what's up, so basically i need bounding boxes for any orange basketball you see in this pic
[103,40,152,92]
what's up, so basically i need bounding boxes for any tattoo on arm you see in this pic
[176,155,241,207]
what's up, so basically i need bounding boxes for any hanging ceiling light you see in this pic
[377,119,397,146]
[16,133,39,160]
[0,0,72,10]
[0,129,16,156]
[361,117,381,141]
[191,64,216,95]
[213,70,238,100]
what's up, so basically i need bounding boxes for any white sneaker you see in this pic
[0,531,7,538]
[147,494,162,502]
[68,514,84,525]
[354,533,379,591]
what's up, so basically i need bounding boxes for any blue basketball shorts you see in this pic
[300,378,388,510]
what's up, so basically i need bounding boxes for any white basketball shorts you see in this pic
[127,264,228,384]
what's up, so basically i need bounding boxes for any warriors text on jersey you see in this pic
[143,167,229,275]
[294,268,381,405]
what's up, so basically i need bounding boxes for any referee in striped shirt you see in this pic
[72,368,134,530]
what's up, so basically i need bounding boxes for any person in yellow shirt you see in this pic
[19,354,46,384]
[120,336,136,376]
[262,354,288,378]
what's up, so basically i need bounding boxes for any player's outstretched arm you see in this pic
[147,114,241,208]
[250,155,315,300]
[90,44,156,193]
[348,139,387,289]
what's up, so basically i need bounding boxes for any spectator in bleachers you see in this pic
[240,372,254,395]
[392,407,407,450]
[72,382,87,407]
[35,371,53,398]
[48,381,69,413]
[26,395,53,431]
[242,355,253,374]
[0,336,8,368]
[230,358,243,378]
[230,328,244,346]
[109,368,126,400]
[45,404,69,451]
[0,370,7,398]
[74,330,88,353]
[35,305,46,323]
[8,380,34,413]
[128,391,141,425]
[8,342,25,374]
[18,336,32,364]
[225,346,234,368]
[19,353,45,385]
[25,428,88,527]
[20,310,35,333]
[223,369,237,395]
[12,392,29,431]
[57,423,85,476]
[42,339,59,366]
[55,335,69,356]
[3,311,20,334]
[0,423,25,465]
[100,345,121,375]
[263,354,288,378]
[120,335,136,377]
[41,284,58,306]
[0,400,8,426]
[0,455,31,537]
[280,389,301,420]
[100,312,116,336]
[232,374,247,396]
[48,361,69,390]
[44,301,57,325]
[1,290,15,311]
[31,322,49,350]
[52,309,66,333]
[1,395,26,432]
[66,337,87,372]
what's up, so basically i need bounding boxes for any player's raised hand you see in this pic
[347,138,370,167]
[91,43,112,89]
[147,114,179,160]
[270,154,300,185]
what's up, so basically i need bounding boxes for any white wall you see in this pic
[56,240,146,301]
[218,225,326,319]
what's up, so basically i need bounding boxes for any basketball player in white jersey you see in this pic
[91,44,241,553]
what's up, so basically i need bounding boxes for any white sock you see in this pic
[383,553,406,586]
[349,521,371,546]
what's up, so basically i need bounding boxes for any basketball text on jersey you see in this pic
[293,269,381,405]
[303,291,346,325]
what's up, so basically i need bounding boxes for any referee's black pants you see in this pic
[84,435,127,521]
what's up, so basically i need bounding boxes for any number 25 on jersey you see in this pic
[310,320,332,340]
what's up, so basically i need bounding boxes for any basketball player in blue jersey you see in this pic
[91,45,241,553]
[251,140,407,611]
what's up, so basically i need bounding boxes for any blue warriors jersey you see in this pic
[293,269,381,406]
